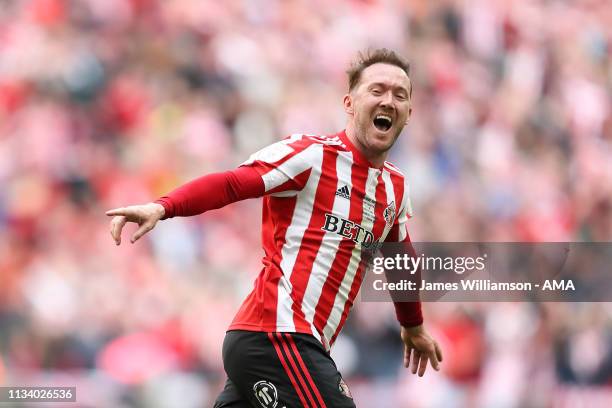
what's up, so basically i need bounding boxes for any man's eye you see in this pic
[371,89,382,95]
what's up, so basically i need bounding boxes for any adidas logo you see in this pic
[335,185,351,199]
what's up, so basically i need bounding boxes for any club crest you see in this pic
[383,201,396,227]
[338,377,353,399]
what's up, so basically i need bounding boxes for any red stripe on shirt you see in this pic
[290,148,339,334]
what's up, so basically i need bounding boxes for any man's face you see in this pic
[344,63,412,156]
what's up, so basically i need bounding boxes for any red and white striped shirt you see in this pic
[226,130,420,349]
[157,130,422,350]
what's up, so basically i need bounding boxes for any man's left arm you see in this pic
[385,184,443,377]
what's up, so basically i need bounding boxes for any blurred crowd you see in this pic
[1,0,611,407]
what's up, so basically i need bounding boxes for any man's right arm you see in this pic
[155,166,264,219]
[105,166,265,245]
[106,135,317,245]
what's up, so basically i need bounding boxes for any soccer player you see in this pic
[107,49,443,408]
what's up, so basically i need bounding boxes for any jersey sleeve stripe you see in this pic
[261,143,320,192]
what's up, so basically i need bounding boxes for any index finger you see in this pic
[106,207,129,216]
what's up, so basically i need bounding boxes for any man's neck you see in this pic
[345,123,387,168]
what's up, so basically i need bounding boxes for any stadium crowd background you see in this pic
[1,0,611,406]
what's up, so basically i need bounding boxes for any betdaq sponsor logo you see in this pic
[321,213,380,249]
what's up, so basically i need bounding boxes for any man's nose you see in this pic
[380,91,394,107]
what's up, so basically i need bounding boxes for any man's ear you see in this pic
[405,107,413,124]
[343,94,354,115]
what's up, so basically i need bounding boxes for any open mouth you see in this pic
[373,114,393,132]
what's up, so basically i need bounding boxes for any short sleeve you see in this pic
[239,135,321,196]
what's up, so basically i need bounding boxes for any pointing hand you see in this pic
[105,203,165,245]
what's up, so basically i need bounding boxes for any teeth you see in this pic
[375,115,392,122]
[373,114,393,132]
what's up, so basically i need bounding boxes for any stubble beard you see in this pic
[356,117,403,156]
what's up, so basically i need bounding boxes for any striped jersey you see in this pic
[228,130,413,350]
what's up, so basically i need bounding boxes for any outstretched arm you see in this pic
[106,135,316,245]
[105,166,264,245]
[154,166,264,218]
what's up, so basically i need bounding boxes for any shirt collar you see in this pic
[336,129,385,170]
